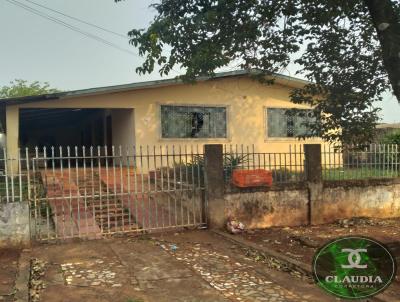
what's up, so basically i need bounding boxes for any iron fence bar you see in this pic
[119,146,125,232]
[59,146,66,239]
[196,145,202,224]
[3,148,10,203]
[74,146,81,238]
[146,145,152,229]
[90,147,96,235]
[126,146,132,229]
[133,146,140,233]
[159,145,165,228]
[172,145,178,226]
[97,146,104,233]
[67,146,74,238]
[82,146,89,238]
[104,146,111,233]
[153,146,158,229]
[111,146,118,232]
[139,146,146,229]
[179,145,184,226]
[18,148,22,202]
[50,147,58,240]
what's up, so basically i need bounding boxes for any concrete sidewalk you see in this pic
[29,238,225,302]
[26,231,335,302]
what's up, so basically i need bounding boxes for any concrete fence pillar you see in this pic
[5,106,20,175]
[204,144,225,229]
[0,201,30,248]
[304,144,322,182]
[304,144,323,225]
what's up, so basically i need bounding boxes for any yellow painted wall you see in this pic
[6,76,323,161]
[111,108,135,152]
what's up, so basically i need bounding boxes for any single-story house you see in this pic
[1,70,322,162]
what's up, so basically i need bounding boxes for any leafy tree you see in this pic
[117,0,400,145]
[0,80,59,133]
[0,79,59,98]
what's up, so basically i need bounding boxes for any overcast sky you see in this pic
[1,0,399,123]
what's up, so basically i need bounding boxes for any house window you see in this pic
[161,105,227,138]
[266,108,314,138]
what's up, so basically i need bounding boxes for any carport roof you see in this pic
[0,69,310,106]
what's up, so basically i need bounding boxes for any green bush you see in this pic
[381,130,400,145]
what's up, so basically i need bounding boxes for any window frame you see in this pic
[158,103,230,140]
[264,106,319,141]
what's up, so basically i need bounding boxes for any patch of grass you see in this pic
[323,167,400,181]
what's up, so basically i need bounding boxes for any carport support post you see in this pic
[204,144,225,229]
[5,106,20,175]
[304,144,323,225]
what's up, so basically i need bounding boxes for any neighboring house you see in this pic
[0,70,321,161]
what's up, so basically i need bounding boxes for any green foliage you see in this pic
[223,153,249,180]
[381,130,400,145]
[0,79,60,98]
[179,153,249,184]
[117,0,400,145]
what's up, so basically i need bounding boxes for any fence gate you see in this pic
[25,145,206,241]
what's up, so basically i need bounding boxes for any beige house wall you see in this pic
[110,109,135,152]
[6,76,323,163]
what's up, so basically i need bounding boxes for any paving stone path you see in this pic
[159,241,305,302]
[60,257,125,288]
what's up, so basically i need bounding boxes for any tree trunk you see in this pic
[364,0,400,102]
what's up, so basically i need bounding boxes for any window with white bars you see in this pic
[161,105,227,138]
[266,108,314,138]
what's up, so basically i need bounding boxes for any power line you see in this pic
[5,0,184,75]
[4,0,138,56]
[21,0,129,39]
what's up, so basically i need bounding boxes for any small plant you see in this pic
[223,153,249,181]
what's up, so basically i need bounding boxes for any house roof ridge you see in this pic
[0,69,310,105]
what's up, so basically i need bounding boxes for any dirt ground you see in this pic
[239,217,400,299]
[27,230,335,302]
[0,248,21,302]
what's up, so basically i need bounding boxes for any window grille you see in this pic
[267,108,314,138]
[161,105,227,138]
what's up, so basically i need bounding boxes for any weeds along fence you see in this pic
[322,144,400,180]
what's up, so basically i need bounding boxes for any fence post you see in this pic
[304,144,322,182]
[304,144,323,225]
[204,144,225,229]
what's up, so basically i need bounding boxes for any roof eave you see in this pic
[0,70,310,105]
